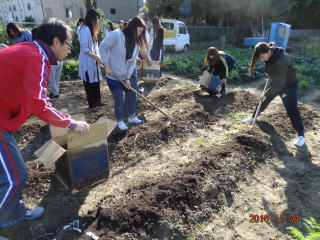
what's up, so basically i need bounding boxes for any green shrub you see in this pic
[163,48,265,81]
[61,59,79,80]
[288,217,320,239]
[0,30,8,45]
[163,48,320,87]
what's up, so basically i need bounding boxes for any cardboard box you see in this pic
[137,60,161,82]
[35,115,116,190]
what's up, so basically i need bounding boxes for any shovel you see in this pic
[252,79,269,126]
[100,62,175,123]
[110,73,173,121]
[127,85,173,121]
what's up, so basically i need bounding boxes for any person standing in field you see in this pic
[242,42,305,147]
[76,17,85,42]
[104,22,115,38]
[99,16,147,131]
[79,9,104,109]
[150,17,164,62]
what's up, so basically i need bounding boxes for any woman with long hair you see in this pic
[119,20,127,30]
[150,17,164,62]
[6,23,32,44]
[242,42,305,147]
[201,46,235,95]
[79,9,104,108]
[99,16,147,130]
[76,17,84,41]
[104,21,115,38]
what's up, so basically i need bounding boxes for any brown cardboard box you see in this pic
[35,115,116,190]
[137,60,161,82]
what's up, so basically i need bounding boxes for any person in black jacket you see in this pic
[201,47,235,95]
[242,42,305,147]
[150,17,164,62]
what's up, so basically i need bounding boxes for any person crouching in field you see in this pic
[99,16,146,131]
[242,42,305,147]
[200,47,235,95]
[0,19,90,228]
[6,23,33,45]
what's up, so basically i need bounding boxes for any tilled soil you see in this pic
[1,75,320,240]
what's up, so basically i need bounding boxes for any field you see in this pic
[1,73,320,240]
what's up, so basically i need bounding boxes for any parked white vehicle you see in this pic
[161,19,190,53]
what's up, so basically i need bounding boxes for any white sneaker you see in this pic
[128,117,143,124]
[294,136,305,147]
[242,116,254,123]
[118,121,128,131]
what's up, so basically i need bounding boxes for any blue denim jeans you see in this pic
[0,131,28,225]
[106,74,139,122]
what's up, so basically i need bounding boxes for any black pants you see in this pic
[252,82,304,136]
[221,81,226,92]
[83,71,101,108]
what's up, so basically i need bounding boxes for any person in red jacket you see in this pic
[0,19,90,228]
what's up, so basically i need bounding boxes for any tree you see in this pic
[144,0,320,29]
[84,0,98,9]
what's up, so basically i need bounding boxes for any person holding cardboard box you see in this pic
[0,19,90,228]
[200,47,235,95]
[99,16,147,131]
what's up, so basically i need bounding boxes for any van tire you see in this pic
[182,44,189,53]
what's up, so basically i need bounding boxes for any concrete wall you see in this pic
[0,0,43,23]
[42,0,86,22]
[97,0,139,22]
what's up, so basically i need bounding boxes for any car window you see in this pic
[178,23,186,34]
[162,22,174,30]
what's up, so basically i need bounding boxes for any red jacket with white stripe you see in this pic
[0,41,76,133]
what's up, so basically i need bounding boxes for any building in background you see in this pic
[41,0,86,22]
[0,0,43,22]
[0,0,86,23]
[97,0,144,22]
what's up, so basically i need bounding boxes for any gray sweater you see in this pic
[99,29,139,81]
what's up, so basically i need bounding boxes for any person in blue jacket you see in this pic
[201,47,235,95]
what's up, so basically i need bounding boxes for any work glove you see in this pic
[74,121,90,135]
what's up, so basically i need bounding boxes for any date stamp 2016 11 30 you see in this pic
[249,214,300,223]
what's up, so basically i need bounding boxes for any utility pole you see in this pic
[261,0,265,38]
[39,0,45,20]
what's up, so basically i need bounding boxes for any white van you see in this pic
[161,19,190,53]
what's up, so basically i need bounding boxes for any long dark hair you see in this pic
[77,18,84,28]
[84,9,100,37]
[123,16,146,60]
[107,22,115,31]
[204,47,220,66]
[249,42,275,75]
[119,20,126,30]
[152,17,163,32]
[6,23,22,40]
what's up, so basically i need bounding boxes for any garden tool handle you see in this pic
[128,86,173,121]
[112,76,173,121]
[252,79,269,125]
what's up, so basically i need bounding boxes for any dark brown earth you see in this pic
[1,75,320,240]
